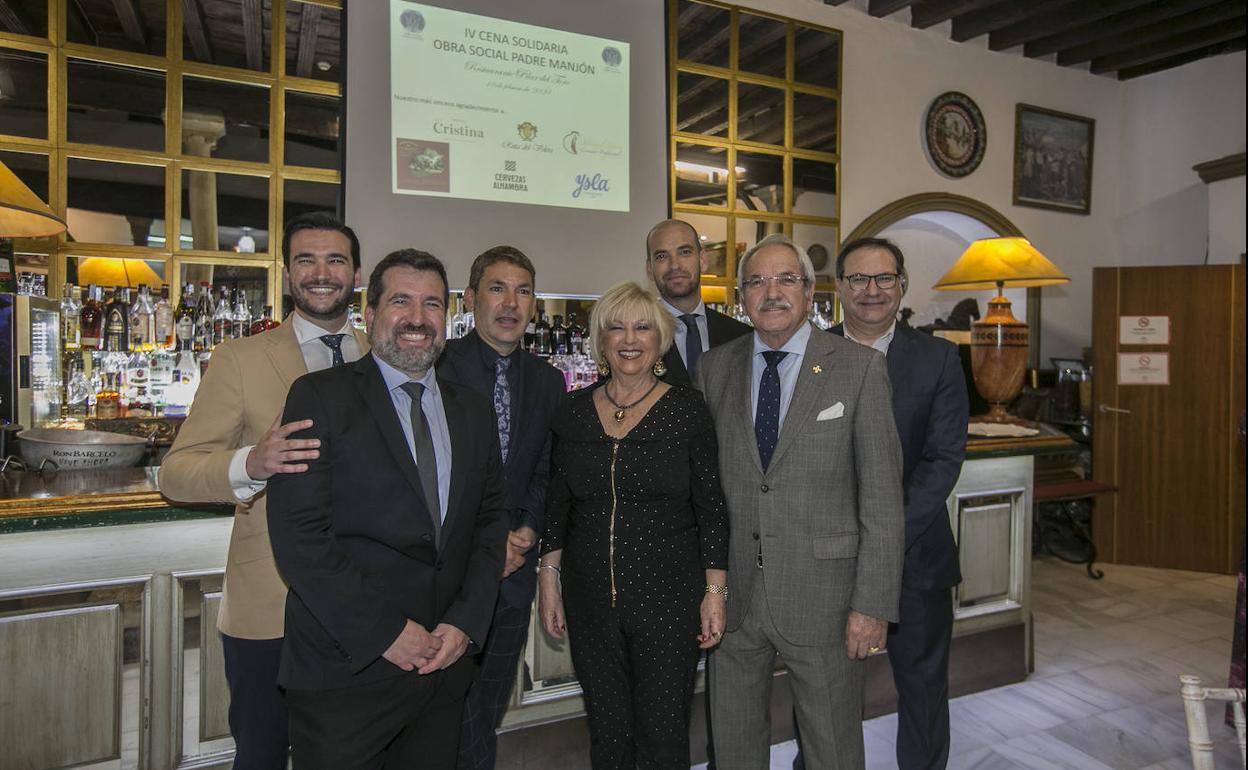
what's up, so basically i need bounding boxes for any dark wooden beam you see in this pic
[0,1,30,35]
[1092,19,1246,73]
[182,0,213,62]
[241,0,263,71]
[111,0,147,49]
[868,0,917,17]
[67,0,98,46]
[680,25,730,64]
[951,0,1075,42]
[1193,152,1246,183]
[1058,2,1244,65]
[989,0,1154,51]
[911,0,1004,30]
[1024,0,1225,58]
[1117,35,1245,78]
[294,2,322,78]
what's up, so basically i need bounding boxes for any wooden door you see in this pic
[1091,265,1245,574]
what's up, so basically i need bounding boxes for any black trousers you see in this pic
[791,585,953,770]
[220,634,288,770]
[286,664,469,770]
[566,591,702,770]
[457,599,532,770]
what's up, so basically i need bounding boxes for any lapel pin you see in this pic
[812,365,823,374]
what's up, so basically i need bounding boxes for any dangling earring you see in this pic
[652,359,667,377]
[597,360,611,378]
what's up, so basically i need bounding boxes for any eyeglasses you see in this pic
[842,272,900,291]
[740,273,808,292]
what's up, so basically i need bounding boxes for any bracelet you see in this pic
[539,564,561,575]
[705,583,728,598]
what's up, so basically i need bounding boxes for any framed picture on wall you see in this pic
[1013,104,1095,215]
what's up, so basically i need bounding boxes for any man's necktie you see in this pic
[399,381,442,541]
[755,350,788,471]
[494,357,512,463]
[318,334,346,367]
[680,314,701,377]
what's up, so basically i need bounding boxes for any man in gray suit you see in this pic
[695,233,904,770]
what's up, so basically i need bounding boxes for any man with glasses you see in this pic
[794,237,968,770]
[695,233,904,769]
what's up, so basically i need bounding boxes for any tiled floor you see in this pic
[713,556,1242,770]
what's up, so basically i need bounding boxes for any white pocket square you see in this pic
[816,403,845,421]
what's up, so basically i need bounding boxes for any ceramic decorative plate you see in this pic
[924,91,986,178]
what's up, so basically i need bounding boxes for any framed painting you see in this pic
[1014,104,1095,214]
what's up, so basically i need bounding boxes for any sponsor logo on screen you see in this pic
[502,123,552,153]
[601,47,623,68]
[433,120,484,139]
[561,130,623,157]
[516,122,539,142]
[572,172,610,199]
[399,10,425,34]
[494,160,528,192]
[396,138,450,193]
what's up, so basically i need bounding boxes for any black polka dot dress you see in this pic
[542,384,729,770]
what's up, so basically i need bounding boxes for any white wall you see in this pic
[1119,52,1246,268]
[1208,176,1246,264]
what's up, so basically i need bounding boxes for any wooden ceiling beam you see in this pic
[911,0,1004,30]
[1059,2,1245,65]
[111,0,147,48]
[988,0,1154,51]
[295,2,323,78]
[951,0,1075,43]
[1091,19,1246,73]
[183,0,213,62]
[0,1,30,35]
[868,0,917,17]
[1024,0,1225,58]
[1117,35,1244,78]
[67,0,98,46]
[241,0,264,71]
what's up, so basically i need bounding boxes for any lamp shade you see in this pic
[0,160,66,238]
[933,237,1069,291]
[77,257,163,288]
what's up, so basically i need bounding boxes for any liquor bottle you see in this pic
[251,305,279,335]
[175,283,196,350]
[231,288,251,338]
[534,313,551,356]
[194,282,213,352]
[149,348,174,413]
[129,284,156,352]
[62,353,92,419]
[94,371,123,419]
[155,284,174,349]
[449,296,468,339]
[61,283,82,351]
[212,286,233,346]
[524,317,537,353]
[79,284,104,350]
[123,347,153,414]
[568,313,583,356]
[163,347,201,418]
[104,287,130,353]
[551,314,568,355]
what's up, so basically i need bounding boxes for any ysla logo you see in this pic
[572,173,610,199]
[517,122,538,142]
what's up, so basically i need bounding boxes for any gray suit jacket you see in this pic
[695,326,905,645]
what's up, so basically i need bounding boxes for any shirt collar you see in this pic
[753,321,812,359]
[374,353,439,396]
[291,311,354,346]
[475,333,521,369]
[660,297,705,320]
[844,321,897,349]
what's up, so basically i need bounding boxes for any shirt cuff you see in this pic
[228,446,267,502]
[512,509,539,534]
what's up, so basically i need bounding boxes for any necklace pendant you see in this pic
[613,408,626,422]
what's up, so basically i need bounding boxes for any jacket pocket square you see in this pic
[816,403,845,421]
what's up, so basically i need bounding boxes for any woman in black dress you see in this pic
[538,282,729,770]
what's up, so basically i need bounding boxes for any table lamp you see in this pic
[933,237,1069,423]
[0,159,66,237]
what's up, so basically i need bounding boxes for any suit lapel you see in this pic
[266,322,308,389]
[661,344,690,385]
[440,377,470,539]
[729,338,764,475]
[767,330,835,473]
[353,355,426,503]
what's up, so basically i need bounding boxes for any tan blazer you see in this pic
[160,321,369,639]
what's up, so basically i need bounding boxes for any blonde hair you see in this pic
[588,282,677,367]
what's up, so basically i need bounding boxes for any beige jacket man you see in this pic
[161,321,369,638]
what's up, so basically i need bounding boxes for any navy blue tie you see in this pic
[680,314,701,377]
[318,334,345,367]
[755,350,788,471]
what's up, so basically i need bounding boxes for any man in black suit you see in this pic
[267,249,508,769]
[437,246,565,769]
[796,237,967,770]
[645,219,751,386]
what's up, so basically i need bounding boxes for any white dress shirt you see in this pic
[844,321,896,356]
[660,297,709,369]
[228,313,363,500]
[374,356,453,522]
[750,322,812,429]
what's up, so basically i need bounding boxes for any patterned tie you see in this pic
[680,314,701,377]
[399,381,442,540]
[755,350,788,471]
[494,357,512,463]
[318,334,346,367]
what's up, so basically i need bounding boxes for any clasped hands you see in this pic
[382,620,469,675]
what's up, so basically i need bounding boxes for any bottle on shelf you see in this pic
[60,283,82,351]
[104,287,130,353]
[79,284,104,350]
[251,306,279,335]
[129,284,156,352]
[194,282,213,353]
[175,283,196,351]
[534,313,551,357]
[232,288,251,338]
[163,347,201,418]
[94,361,123,420]
[524,316,537,353]
[212,286,234,346]
[449,295,468,339]
[123,346,153,415]
[62,353,92,419]
[154,284,174,349]
[551,314,568,355]
[568,313,583,356]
